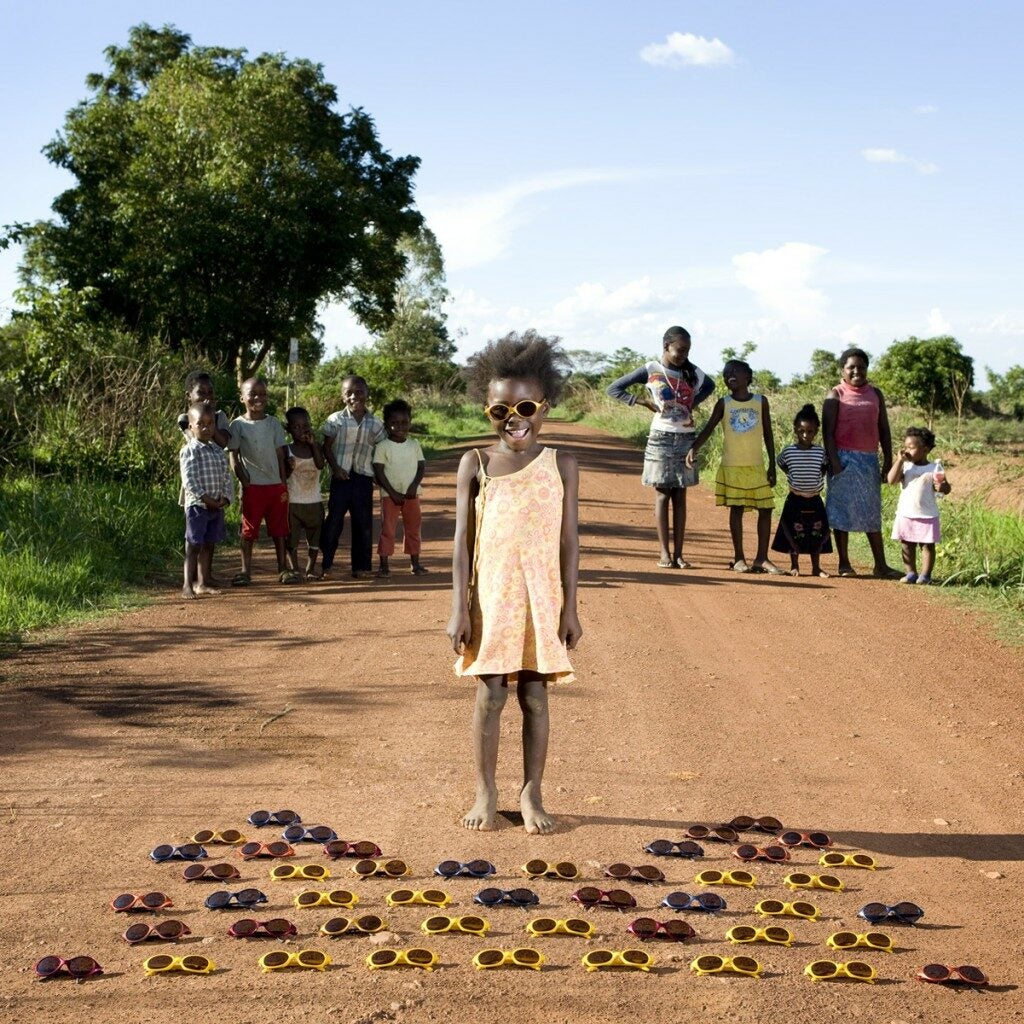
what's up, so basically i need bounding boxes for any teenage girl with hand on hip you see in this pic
[447,331,582,835]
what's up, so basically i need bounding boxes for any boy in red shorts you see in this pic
[227,377,299,585]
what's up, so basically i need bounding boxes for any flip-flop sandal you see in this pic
[656,559,676,569]
[814,570,831,578]
[786,568,800,577]
[411,565,430,575]
[231,572,251,587]
[729,560,751,573]
[753,562,785,575]
[837,568,857,578]
[278,570,302,584]
[674,559,693,569]
[375,568,391,578]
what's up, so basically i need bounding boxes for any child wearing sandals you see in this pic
[887,426,950,584]
[687,359,782,574]
[606,326,714,568]
[284,407,326,580]
[770,404,832,576]
[447,331,582,835]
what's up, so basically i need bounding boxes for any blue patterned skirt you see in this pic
[825,449,882,533]
[642,430,698,488]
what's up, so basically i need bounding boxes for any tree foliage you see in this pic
[985,365,1024,420]
[8,23,422,386]
[874,336,974,424]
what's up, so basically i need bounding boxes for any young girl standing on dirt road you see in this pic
[687,359,782,574]
[447,331,582,836]
[606,326,714,568]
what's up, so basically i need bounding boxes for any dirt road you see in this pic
[1,422,1020,1024]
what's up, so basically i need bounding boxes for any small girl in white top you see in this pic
[285,407,326,579]
[886,426,951,585]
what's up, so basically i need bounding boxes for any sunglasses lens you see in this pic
[729,816,755,830]
[354,860,376,875]
[733,871,753,884]
[630,917,659,937]
[249,810,270,826]
[466,859,492,876]
[852,855,873,867]
[810,832,831,847]
[921,963,948,980]
[663,891,690,909]
[636,866,663,881]
[385,860,408,876]
[241,842,261,857]
[298,951,326,967]
[809,960,836,977]
[733,956,758,973]
[476,949,504,966]
[574,887,601,904]
[323,840,345,857]
[475,888,501,905]
[555,862,579,879]
[271,865,292,878]
[524,859,547,876]
[206,891,231,908]
[894,902,924,921]
[779,831,801,846]
[765,927,790,943]
[765,847,787,861]
[760,900,784,914]
[720,829,739,842]
[820,875,842,889]
[860,901,887,920]
[112,893,135,910]
[422,890,447,905]
[758,817,784,832]
[663,920,695,939]
[275,810,299,825]
[847,961,873,978]
[231,919,259,936]
[587,951,614,966]
[957,966,986,983]
[436,860,460,877]
[351,842,381,858]
[866,932,891,948]
[424,916,449,932]
[305,865,327,879]
[609,890,635,907]
[831,931,856,947]
[821,853,842,865]
[146,954,174,971]
[735,845,757,860]
[606,863,630,878]
[647,840,673,855]
[238,889,264,905]
[566,919,590,934]
[263,951,290,968]
[214,863,238,879]
[157,921,187,939]
[221,829,243,844]
[282,825,304,842]
[696,955,724,971]
[389,889,414,904]
[35,956,63,976]
[297,891,319,906]
[307,827,334,842]
[151,845,173,860]
[793,902,816,918]
[622,950,650,966]
[142,892,168,909]
[193,830,215,844]
[697,871,721,883]
[322,917,348,934]
[698,893,726,910]
[178,844,203,858]
[124,923,150,942]
[408,948,435,965]
[730,926,756,941]
[788,873,811,885]
[370,950,398,967]
[358,915,383,932]
[330,891,355,905]
[182,864,206,880]
[687,826,709,838]
[266,842,289,857]
[461,916,485,932]
[486,404,510,420]
[508,888,536,905]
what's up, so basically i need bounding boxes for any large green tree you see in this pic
[874,335,974,425]
[8,24,422,386]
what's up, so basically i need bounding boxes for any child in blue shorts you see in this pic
[180,402,233,599]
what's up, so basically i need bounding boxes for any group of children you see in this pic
[607,327,951,582]
[177,372,427,599]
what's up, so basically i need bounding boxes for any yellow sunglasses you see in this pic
[725,925,793,947]
[320,914,386,936]
[690,954,761,978]
[695,869,756,888]
[366,948,438,971]
[826,931,894,954]
[270,864,330,881]
[473,947,545,971]
[294,889,358,909]
[259,949,330,973]
[142,953,215,976]
[582,949,653,972]
[804,959,876,983]
[820,852,877,870]
[783,872,844,892]
[191,829,246,845]
[386,888,451,908]
[353,858,410,878]
[526,917,594,938]
[754,899,820,920]
[421,915,489,936]
[483,399,546,422]
[520,859,580,880]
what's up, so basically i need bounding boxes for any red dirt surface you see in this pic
[1,422,1021,1024]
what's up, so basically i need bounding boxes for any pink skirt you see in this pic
[892,515,940,543]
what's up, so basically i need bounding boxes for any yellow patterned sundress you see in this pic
[454,446,575,684]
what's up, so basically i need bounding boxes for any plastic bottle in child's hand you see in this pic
[933,459,945,490]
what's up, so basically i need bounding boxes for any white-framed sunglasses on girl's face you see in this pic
[483,399,547,422]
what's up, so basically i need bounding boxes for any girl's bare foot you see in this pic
[462,786,497,830]
[194,584,220,596]
[181,586,198,600]
[520,782,555,835]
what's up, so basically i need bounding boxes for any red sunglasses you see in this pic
[733,844,790,863]
[228,918,298,939]
[627,917,697,941]
[123,921,191,944]
[238,841,295,860]
[111,891,173,912]
[34,955,103,980]
[323,839,383,859]
[183,862,241,882]
[779,830,832,849]
[570,887,637,910]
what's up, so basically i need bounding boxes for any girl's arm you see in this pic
[692,372,716,407]
[874,387,893,480]
[686,398,724,466]
[310,436,326,469]
[446,450,480,653]
[822,389,840,473]
[407,459,426,499]
[886,452,906,486]
[556,450,582,650]
[276,445,288,486]
[760,396,777,486]
[606,365,657,412]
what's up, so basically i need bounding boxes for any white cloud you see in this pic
[732,242,829,322]
[551,276,672,320]
[925,307,952,335]
[640,32,736,68]
[914,104,938,114]
[861,148,938,175]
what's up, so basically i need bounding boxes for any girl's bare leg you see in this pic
[753,508,781,570]
[920,542,936,578]
[517,672,553,834]
[195,542,220,594]
[654,488,671,563]
[463,675,507,830]
[729,506,746,564]
[672,488,688,564]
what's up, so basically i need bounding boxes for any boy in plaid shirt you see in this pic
[180,402,232,599]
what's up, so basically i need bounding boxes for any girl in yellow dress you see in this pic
[447,331,582,834]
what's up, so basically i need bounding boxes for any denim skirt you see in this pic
[642,430,698,488]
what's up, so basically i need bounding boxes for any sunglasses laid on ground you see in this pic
[733,844,789,863]
[321,839,382,856]
[661,891,726,912]
[582,949,653,972]
[112,892,173,912]
[754,899,820,921]
[915,964,988,986]
[191,829,245,845]
[858,901,924,925]
[248,809,300,827]
[421,915,489,936]
[143,953,215,976]
[604,863,665,883]
[779,831,832,849]
[320,915,385,936]
[150,843,207,863]
[695,869,756,888]
[783,872,843,892]
[294,889,358,909]
[353,858,410,878]
[323,839,382,859]
[526,917,594,938]
[270,864,330,881]
[183,863,241,882]
[690,954,761,978]
[627,918,696,942]
[483,399,546,422]
[434,859,496,879]
[282,825,338,843]
[804,959,876,983]
[122,921,190,944]
[726,815,784,834]
[34,955,103,981]
[827,931,894,953]
[259,949,330,973]
[820,852,877,870]
[570,887,637,910]
[473,948,545,971]
[474,887,539,908]
[204,888,268,910]
[228,918,297,939]
[239,841,295,860]
[386,888,451,908]
[644,839,704,859]
[367,948,438,971]
[726,925,793,946]
[521,859,579,880]
[686,825,740,843]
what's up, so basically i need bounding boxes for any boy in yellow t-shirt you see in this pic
[372,399,427,577]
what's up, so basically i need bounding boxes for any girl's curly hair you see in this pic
[462,329,572,404]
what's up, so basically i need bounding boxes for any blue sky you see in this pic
[2,1,1022,381]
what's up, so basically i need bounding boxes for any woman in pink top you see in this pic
[822,348,899,578]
